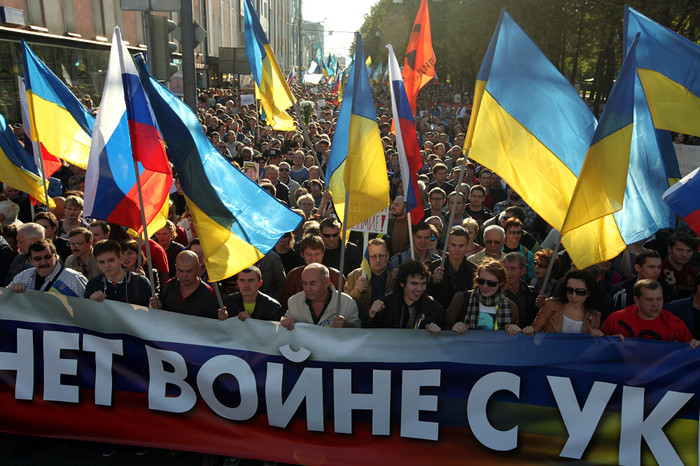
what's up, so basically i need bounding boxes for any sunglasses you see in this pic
[322,232,339,238]
[534,261,549,268]
[476,277,499,287]
[565,287,588,296]
[430,235,438,241]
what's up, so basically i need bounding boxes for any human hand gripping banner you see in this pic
[0,289,698,465]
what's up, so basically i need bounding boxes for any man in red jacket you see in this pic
[602,279,699,348]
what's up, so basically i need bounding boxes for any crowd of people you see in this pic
[2,78,700,360]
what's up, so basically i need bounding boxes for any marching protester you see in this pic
[149,250,219,319]
[366,260,443,334]
[218,266,283,322]
[7,239,87,297]
[84,240,152,306]
[281,263,360,329]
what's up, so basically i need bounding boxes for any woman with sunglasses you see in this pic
[447,259,521,336]
[522,270,603,336]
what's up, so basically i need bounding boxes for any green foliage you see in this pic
[357,0,700,102]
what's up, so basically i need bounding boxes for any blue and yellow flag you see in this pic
[243,0,295,131]
[0,111,53,207]
[21,41,94,170]
[561,35,646,268]
[464,10,597,232]
[326,33,390,229]
[135,55,302,282]
[625,6,700,138]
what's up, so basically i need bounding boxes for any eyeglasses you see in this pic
[534,261,549,268]
[69,241,85,248]
[279,168,290,172]
[507,230,523,236]
[369,254,387,260]
[565,287,588,296]
[476,277,499,287]
[484,240,501,245]
[322,232,339,238]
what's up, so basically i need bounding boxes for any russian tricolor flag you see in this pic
[84,27,172,234]
[663,168,700,235]
[387,44,423,224]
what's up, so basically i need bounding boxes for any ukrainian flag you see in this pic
[325,33,390,229]
[560,36,641,268]
[625,6,700,138]
[21,41,94,170]
[243,0,295,131]
[135,55,302,282]
[464,10,597,232]
[0,111,53,207]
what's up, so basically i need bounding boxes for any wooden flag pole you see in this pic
[539,233,562,298]
[334,191,351,317]
[116,33,157,303]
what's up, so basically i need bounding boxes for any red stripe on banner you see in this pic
[0,389,558,465]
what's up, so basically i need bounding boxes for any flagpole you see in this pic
[335,191,350,318]
[35,144,51,209]
[115,28,157,303]
[361,231,368,279]
[213,280,226,312]
[407,211,415,261]
[440,155,469,267]
[540,233,562,299]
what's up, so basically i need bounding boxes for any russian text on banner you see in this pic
[0,288,699,465]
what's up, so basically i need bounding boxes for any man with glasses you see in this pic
[262,164,290,206]
[320,218,361,276]
[65,227,100,279]
[429,226,476,310]
[277,161,301,206]
[422,187,447,223]
[468,225,506,266]
[344,238,398,326]
[8,239,87,297]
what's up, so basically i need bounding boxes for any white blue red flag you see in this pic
[663,169,700,235]
[84,27,171,233]
[387,44,423,224]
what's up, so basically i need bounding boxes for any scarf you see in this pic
[463,287,513,330]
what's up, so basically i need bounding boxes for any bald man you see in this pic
[149,250,219,319]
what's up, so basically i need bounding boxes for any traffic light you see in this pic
[150,14,178,82]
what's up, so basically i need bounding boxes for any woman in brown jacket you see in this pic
[522,269,603,336]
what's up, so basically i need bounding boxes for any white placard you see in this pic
[240,94,255,106]
[674,143,700,178]
[350,207,390,234]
